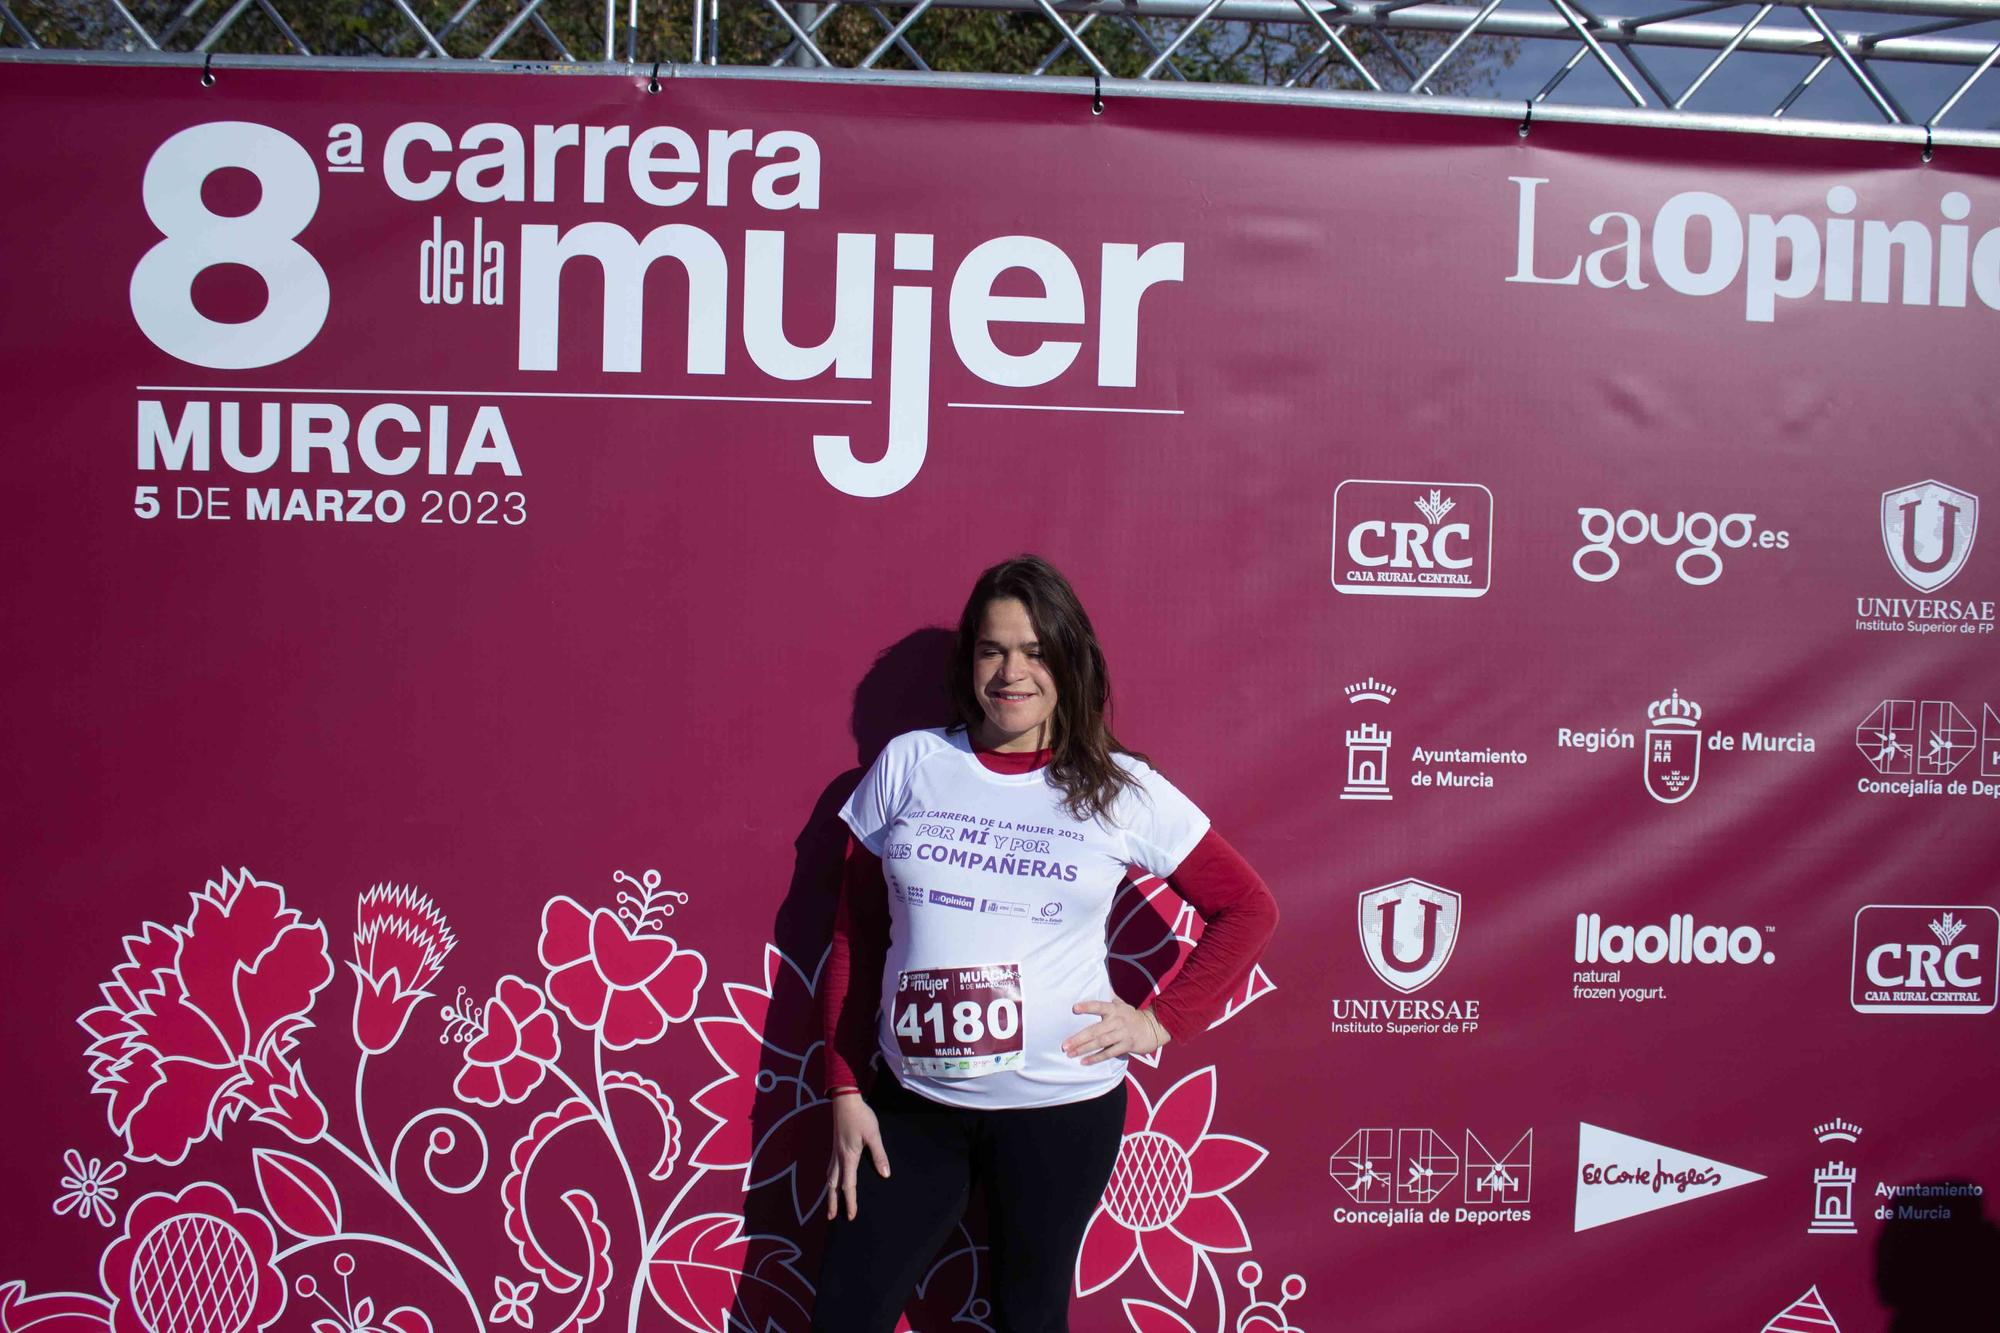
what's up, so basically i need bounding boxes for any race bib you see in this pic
[891,963,1025,1078]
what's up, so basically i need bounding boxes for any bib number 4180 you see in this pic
[894,995,1020,1046]
[891,962,1026,1078]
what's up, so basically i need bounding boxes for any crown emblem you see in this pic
[1813,1118,1862,1144]
[1931,912,1968,947]
[1413,489,1456,524]
[1647,688,1702,728]
[1345,677,1397,705]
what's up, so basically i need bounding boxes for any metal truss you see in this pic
[6,0,2000,145]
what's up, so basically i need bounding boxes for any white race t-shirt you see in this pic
[839,727,1209,1109]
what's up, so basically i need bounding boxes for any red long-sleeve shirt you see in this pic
[822,746,1278,1092]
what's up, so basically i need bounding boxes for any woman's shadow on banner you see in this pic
[1876,1178,2000,1330]
[738,628,959,1319]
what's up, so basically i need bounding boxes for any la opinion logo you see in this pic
[1357,879,1461,993]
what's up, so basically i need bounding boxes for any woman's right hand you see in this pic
[826,1093,891,1221]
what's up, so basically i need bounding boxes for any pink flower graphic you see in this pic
[351,885,456,1054]
[79,869,334,1164]
[690,945,829,1223]
[453,976,561,1107]
[1076,1068,1265,1307]
[539,895,705,1050]
[0,1280,110,1333]
[100,1182,286,1333]
[53,1150,125,1227]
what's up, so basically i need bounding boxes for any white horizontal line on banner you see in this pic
[946,402,1185,415]
[135,386,872,406]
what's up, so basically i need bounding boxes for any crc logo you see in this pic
[1572,507,1787,586]
[1331,481,1493,599]
[1851,905,1998,1014]
[1881,480,1978,592]
[1357,879,1461,993]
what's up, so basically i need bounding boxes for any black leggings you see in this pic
[810,1074,1126,1333]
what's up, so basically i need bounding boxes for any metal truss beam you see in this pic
[6,0,2000,141]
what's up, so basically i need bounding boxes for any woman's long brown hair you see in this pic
[947,555,1146,822]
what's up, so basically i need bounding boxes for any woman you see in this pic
[813,555,1278,1333]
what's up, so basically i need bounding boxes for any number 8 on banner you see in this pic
[130,121,329,368]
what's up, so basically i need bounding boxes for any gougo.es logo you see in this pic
[1572,506,1789,586]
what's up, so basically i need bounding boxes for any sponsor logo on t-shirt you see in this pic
[980,898,1029,918]
[1031,900,1066,925]
[927,889,975,911]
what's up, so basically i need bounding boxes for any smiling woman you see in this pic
[811,554,1280,1333]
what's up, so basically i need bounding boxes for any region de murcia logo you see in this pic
[1808,1118,1862,1236]
[1357,879,1461,993]
[1882,479,1978,592]
[1762,1287,1843,1333]
[1331,480,1494,598]
[1341,677,1396,801]
[1850,904,1999,1014]
[1644,688,1702,803]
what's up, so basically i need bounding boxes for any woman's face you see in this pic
[971,597,1058,752]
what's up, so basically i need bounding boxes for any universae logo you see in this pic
[1357,880,1461,993]
[1881,479,1978,593]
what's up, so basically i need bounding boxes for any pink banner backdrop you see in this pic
[2,61,1996,1333]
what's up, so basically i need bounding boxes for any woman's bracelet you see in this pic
[828,1085,863,1099]
[1143,1008,1171,1047]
